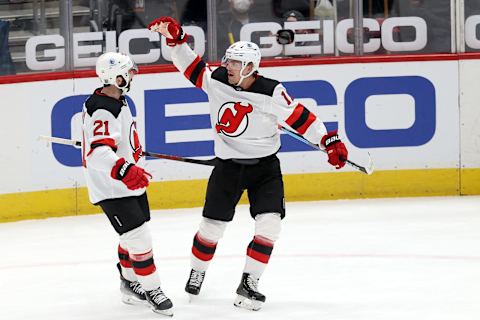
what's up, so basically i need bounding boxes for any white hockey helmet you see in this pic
[95,52,138,94]
[223,41,261,85]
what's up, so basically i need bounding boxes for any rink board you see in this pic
[0,169,462,222]
[0,58,479,222]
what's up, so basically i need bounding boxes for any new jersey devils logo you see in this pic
[129,122,143,162]
[215,102,253,137]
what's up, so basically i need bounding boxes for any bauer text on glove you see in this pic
[321,131,348,169]
[111,158,152,190]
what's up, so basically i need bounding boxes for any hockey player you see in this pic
[82,52,173,316]
[148,17,348,311]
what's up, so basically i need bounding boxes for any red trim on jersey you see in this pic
[184,55,201,79]
[296,112,317,135]
[94,88,107,96]
[281,91,292,105]
[133,264,157,276]
[247,247,271,264]
[91,138,117,149]
[82,132,87,168]
[195,67,206,88]
[192,246,215,261]
[285,104,304,126]
[284,104,317,135]
[87,138,117,156]
[94,88,125,102]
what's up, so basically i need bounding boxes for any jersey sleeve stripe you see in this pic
[87,138,118,156]
[295,112,317,135]
[195,67,206,88]
[189,60,206,87]
[184,55,201,78]
[285,104,317,135]
[285,104,304,126]
[184,55,206,87]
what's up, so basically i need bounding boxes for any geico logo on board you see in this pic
[465,15,480,49]
[50,76,437,167]
[25,26,206,71]
[240,17,428,55]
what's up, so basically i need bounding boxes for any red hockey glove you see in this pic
[321,131,348,169]
[111,158,152,190]
[148,16,188,46]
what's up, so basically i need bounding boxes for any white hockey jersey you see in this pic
[81,88,146,204]
[170,43,328,159]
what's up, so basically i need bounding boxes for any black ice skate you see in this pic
[116,263,147,305]
[185,269,206,296]
[145,287,174,316]
[234,273,266,311]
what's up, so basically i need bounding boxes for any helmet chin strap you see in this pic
[235,65,255,87]
[115,76,131,94]
[121,81,131,94]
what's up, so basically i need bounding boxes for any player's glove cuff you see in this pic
[166,28,189,46]
[111,158,133,180]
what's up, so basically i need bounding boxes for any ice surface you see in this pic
[1,196,479,320]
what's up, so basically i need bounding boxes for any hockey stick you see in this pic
[37,135,218,166]
[278,126,374,175]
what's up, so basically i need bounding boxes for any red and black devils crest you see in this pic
[129,122,143,162]
[215,102,253,137]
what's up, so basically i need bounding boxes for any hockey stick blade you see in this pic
[279,126,374,175]
[38,135,81,147]
[38,135,217,166]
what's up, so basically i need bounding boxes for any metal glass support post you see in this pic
[207,0,218,62]
[454,0,465,53]
[333,0,339,56]
[353,0,364,55]
[33,0,39,35]
[90,0,104,32]
[60,0,74,70]
[39,0,46,34]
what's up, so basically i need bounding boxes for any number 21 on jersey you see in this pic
[93,120,110,136]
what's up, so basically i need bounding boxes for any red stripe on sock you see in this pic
[118,245,132,267]
[253,236,274,246]
[247,248,271,264]
[195,233,217,248]
[192,246,214,261]
[118,245,129,255]
[119,260,132,268]
[133,264,157,276]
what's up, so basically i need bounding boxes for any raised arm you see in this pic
[148,16,211,92]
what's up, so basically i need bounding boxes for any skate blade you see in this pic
[121,293,147,306]
[233,295,263,311]
[188,293,198,303]
[150,306,174,317]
